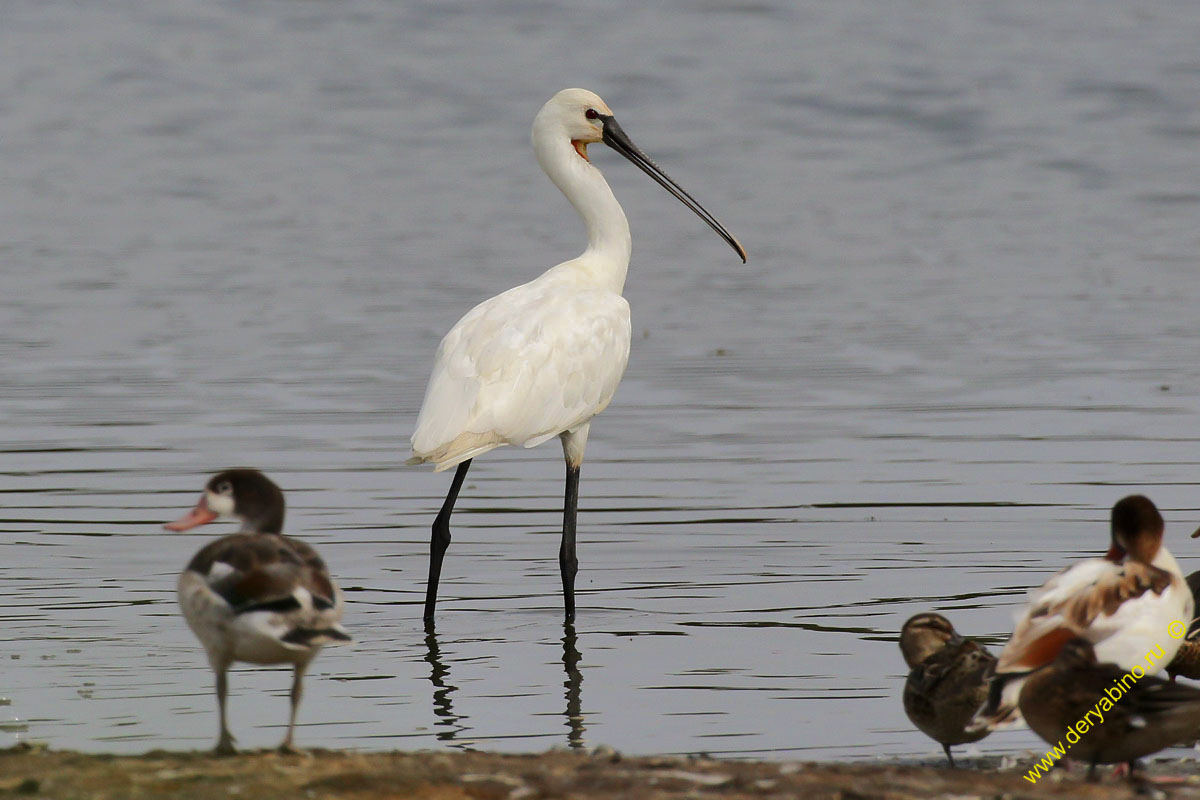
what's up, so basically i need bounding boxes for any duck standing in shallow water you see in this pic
[899,613,995,766]
[970,495,1192,732]
[166,469,351,754]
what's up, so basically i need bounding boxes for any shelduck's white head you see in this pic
[165,468,286,535]
[1107,494,1164,565]
[535,88,747,263]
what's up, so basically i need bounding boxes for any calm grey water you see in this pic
[4,0,1200,762]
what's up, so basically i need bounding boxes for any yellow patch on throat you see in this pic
[572,140,589,162]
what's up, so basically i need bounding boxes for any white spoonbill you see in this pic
[408,88,746,622]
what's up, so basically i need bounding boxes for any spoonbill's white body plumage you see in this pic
[408,273,631,472]
[410,88,745,622]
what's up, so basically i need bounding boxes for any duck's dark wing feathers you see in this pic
[186,533,337,613]
[912,640,995,696]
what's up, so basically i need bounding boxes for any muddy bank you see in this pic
[4,744,1199,800]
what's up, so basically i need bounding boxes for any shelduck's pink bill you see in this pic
[165,499,217,531]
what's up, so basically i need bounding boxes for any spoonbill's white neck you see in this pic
[532,123,632,294]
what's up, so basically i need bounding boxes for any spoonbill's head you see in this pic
[536,88,747,263]
[164,468,286,534]
[537,88,614,158]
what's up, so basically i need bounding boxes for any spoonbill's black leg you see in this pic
[425,459,472,621]
[560,463,580,622]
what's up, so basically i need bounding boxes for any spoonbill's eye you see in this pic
[216,482,232,495]
[585,108,599,120]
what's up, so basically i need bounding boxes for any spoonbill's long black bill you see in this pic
[600,114,747,263]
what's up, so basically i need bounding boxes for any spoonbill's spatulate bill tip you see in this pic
[410,88,746,622]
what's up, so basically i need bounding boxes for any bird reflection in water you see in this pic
[562,623,585,749]
[422,622,586,749]
[423,621,471,746]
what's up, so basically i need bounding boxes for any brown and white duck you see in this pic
[166,468,351,754]
[970,496,1192,733]
[900,613,995,766]
[1020,637,1200,780]
[1165,558,1200,681]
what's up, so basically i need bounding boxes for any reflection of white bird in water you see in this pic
[409,88,746,623]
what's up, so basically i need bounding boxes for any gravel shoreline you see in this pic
[6,744,1200,799]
